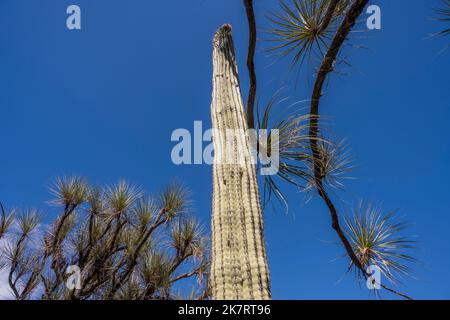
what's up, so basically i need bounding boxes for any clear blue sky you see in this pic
[0,0,449,299]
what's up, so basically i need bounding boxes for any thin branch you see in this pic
[380,283,413,300]
[105,209,166,299]
[309,0,369,271]
[243,0,257,129]
[316,180,362,269]
[310,0,369,142]
[318,0,341,34]
[170,268,199,284]
[50,204,77,251]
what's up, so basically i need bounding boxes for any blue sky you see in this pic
[0,0,449,299]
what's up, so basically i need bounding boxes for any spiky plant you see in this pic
[0,178,209,300]
[343,203,417,286]
[256,93,353,208]
[210,25,271,299]
[50,176,88,207]
[257,94,315,207]
[305,137,353,193]
[267,0,351,65]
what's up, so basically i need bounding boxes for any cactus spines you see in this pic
[210,24,271,300]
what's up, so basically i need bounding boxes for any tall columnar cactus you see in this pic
[210,24,271,300]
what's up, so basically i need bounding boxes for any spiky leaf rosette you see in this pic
[161,182,191,219]
[305,137,353,194]
[257,94,316,207]
[257,94,352,208]
[267,0,351,66]
[49,177,88,207]
[343,203,417,286]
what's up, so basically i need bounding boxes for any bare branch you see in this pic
[243,0,257,129]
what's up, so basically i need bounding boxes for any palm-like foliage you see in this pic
[267,0,350,65]
[305,137,353,193]
[50,176,88,207]
[161,183,191,219]
[257,95,352,207]
[435,0,450,37]
[0,177,209,300]
[257,95,314,207]
[343,203,417,286]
